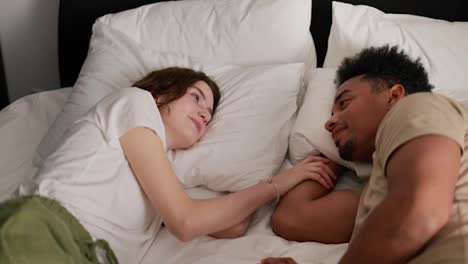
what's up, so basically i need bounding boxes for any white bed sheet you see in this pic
[143,203,346,264]
[0,88,347,264]
[0,88,71,201]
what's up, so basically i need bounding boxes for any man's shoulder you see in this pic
[395,92,466,113]
[384,92,467,124]
[376,92,467,158]
[398,92,447,107]
[374,92,468,175]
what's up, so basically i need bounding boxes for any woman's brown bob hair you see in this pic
[133,67,221,114]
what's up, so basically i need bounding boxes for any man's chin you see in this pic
[339,154,353,162]
[338,146,354,161]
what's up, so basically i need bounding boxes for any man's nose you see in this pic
[324,116,337,132]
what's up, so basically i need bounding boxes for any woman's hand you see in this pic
[273,156,337,195]
[260,257,297,264]
[325,158,346,178]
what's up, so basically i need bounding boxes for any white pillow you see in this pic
[37,23,303,192]
[170,63,301,191]
[36,0,315,165]
[97,0,315,67]
[289,68,371,178]
[324,2,468,105]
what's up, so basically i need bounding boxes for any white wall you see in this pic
[0,0,60,102]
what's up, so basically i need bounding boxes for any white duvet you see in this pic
[0,88,347,264]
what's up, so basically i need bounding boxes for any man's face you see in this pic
[324,75,390,162]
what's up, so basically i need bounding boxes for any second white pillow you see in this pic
[324,2,468,106]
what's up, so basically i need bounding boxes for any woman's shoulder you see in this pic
[108,87,152,102]
[94,87,155,111]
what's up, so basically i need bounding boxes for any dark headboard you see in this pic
[58,0,170,88]
[59,0,468,87]
[0,42,9,110]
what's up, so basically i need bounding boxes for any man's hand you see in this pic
[260,257,298,264]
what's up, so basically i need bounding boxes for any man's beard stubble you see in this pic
[338,137,356,161]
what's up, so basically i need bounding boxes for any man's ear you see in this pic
[388,84,406,105]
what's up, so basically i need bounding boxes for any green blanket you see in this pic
[0,195,118,264]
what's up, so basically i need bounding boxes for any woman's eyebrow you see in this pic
[191,86,206,100]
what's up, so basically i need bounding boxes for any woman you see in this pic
[0,67,336,264]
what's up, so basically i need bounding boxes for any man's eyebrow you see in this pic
[191,86,213,116]
[334,89,351,104]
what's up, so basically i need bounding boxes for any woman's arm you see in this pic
[120,127,334,241]
[208,214,253,239]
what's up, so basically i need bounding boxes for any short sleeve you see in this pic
[376,93,466,172]
[91,87,167,150]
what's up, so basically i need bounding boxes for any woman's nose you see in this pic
[199,110,210,124]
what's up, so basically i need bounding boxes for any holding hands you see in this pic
[272,155,340,196]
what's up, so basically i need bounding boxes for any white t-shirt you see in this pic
[36,87,167,264]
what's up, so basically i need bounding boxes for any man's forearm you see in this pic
[339,197,436,264]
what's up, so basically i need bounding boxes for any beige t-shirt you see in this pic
[353,93,468,263]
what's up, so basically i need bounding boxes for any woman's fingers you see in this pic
[300,155,330,164]
[301,157,337,180]
[260,257,298,264]
[313,173,331,189]
[321,162,337,180]
[304,163,336,187]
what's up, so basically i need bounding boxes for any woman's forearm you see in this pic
[208,214,253,239]
[175,181,277,241]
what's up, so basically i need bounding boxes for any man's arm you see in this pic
[271,160,359,243]
[340,135,461,264]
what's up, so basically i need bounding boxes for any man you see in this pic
[263,45,468,263]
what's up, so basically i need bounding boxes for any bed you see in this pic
[1,0,467,263]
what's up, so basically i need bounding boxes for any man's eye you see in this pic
[192,93,200,102]
[339,99,350,109]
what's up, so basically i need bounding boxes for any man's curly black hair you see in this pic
[335,45,433,94]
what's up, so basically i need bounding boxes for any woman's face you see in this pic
[159,80,215,150]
